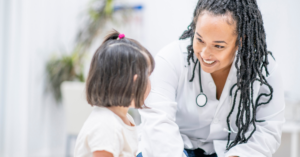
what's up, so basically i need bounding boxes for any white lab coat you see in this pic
[138,39,285,157]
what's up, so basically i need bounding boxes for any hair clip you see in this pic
[117,34,125,40]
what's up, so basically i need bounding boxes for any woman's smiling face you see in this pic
[193,11,238,74]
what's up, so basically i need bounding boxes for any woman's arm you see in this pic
[139,42,186,157]
[93,151,114,157]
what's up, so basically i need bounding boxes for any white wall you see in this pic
[0,0,89,156]
[143,0,198,56]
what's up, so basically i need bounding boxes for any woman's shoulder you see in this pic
[155,39,190,66]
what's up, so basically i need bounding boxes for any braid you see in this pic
[180,0,274,150]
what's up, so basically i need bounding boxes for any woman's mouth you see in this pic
[203,58,215,64]
[200,57,218,67]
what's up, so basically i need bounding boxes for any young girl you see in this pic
[74,30,154,157]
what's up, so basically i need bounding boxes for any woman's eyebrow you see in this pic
[214,41,227,44]
[196,32,202,38]
[197,32,227,44]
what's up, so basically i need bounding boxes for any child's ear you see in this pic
[133,74,138,82]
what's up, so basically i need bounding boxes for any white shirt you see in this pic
[74,106,138,157]
[138,39,285,157]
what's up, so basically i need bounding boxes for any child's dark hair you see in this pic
[86,30,155,109]
[180,0,274,150]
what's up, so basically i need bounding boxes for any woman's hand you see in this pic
[93,151,113,157]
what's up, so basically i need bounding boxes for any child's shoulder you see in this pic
[90,106,121,123]
[81,106,136,136]
[75,107,129,157]
[82,107,123,132]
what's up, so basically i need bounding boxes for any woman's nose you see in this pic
[201,47,211,59]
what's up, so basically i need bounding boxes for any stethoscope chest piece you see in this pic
[196,92,207,107]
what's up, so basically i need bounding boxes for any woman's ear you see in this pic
[133,74,138,82]
[236,37,242,52]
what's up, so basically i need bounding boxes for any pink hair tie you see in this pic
[118,34,125,40]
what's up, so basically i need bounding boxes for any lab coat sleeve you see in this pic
[223,62,285,157]
[138,50,186,157]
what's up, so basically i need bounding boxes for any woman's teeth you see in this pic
[203,59,215,64]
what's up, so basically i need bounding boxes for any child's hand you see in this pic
[93,151,113,157]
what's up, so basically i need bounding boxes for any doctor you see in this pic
[137,0,285,157]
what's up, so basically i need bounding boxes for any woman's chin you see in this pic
[201,67,215,74]
[200,63,218,74]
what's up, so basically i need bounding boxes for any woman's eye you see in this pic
[197,38,204,43]
[215,45,225,49]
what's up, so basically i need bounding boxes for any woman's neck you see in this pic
[211,63,232,100]
[211,63,231,79]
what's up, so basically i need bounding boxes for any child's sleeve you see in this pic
[87,122,123,157]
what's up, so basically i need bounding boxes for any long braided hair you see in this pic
[180,0,274,150]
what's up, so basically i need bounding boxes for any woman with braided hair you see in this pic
[137,0,285,157]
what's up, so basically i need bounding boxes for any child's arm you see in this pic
[93,151,113,157]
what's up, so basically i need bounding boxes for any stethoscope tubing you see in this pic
[196,61,207,107]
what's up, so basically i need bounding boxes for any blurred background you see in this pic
[1,0,300,157]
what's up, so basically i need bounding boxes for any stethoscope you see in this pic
[195,60,238,133]
[196,61,208,107]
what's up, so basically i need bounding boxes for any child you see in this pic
[74,30,155,157]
